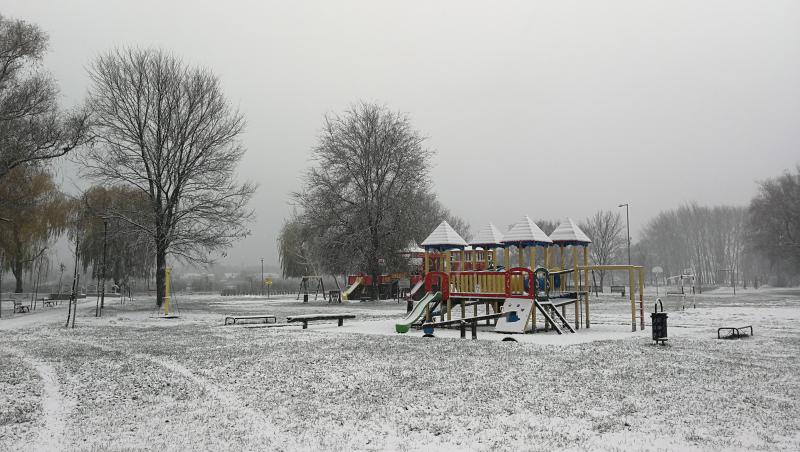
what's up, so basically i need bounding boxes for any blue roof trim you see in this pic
[551,240,590,246]
[422,244,467,251]
[501,240,554,247]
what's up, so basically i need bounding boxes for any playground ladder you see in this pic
[534,301,575,334]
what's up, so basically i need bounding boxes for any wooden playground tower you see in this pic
[419,218,646,332]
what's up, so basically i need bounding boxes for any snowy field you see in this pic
[1,288,799,451]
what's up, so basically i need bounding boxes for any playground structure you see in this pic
[342,242,426,301]
[397,218,647,335]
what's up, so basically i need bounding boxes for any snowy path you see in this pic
[1,347,70,451]
[60,337,295,449]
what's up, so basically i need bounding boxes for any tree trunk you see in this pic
[12,260,23,293]
[156,246,166,307]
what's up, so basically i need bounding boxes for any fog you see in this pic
[4,0,799,267]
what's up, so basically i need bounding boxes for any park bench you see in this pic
[41,297,56,307]
[12,299,30,313]
[717,325,753,339]
[422,312,507,339]
[224,314,277,325]
[610,285,626,296]
[286,313,356,329]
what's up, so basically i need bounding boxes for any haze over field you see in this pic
[5,0,799,267]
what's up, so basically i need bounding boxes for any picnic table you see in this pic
[286,313,356,329]
[224,314,277,325]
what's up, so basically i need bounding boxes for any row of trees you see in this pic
[0,15,254,310]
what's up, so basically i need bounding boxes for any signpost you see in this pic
[264,277,273,298]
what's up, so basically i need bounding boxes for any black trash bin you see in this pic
[651,298,668,345]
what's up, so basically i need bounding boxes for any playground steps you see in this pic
[535,301,576,334]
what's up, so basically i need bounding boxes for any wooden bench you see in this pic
[610,285,626,296]
[286,313,356,329]
[224,314,277,325]
[12,300,30,313]
[718,325,753,339]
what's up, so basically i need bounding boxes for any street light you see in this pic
[618,203,631,265]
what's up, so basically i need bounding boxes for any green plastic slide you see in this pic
[395,292,442,333]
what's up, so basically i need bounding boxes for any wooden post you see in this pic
[544,246,550,270]
[572,247,579,329]
[531,247,537,270]
[559,246,565,290]
[447,298,452,321]
[424,251,429,274]
[504,248,510,270]
[518,245,524,268]
[583,246,590,328]
[629,267,636,332]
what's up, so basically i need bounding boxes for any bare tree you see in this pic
[748,166,800,284]
[294,102,452,288]
[581,210,625,288]
[82,48,255,307]
[0,14,89,178]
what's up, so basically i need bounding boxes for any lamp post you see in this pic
[260,258,264,296]
[618,203,631,265]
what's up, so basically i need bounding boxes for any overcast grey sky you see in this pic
[4,0,799,267]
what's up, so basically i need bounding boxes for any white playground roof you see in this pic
[470,222,505,247]
[549,218,592,244]
[502,216,553,246]
[421,221,468,249]
[401,241,425,253]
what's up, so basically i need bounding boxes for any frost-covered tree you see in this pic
[82,48,255,307]
[292,102,467,286]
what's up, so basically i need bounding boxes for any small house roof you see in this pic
[420,221,468,250]
[502,216,554,247]
[549,218,592,245]
[470,223,505,248]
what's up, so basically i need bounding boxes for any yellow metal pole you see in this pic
[629,267,636,332]
[639,266,645,330]
[531,247,537,270]
[583,246,590,328]
[518,245,524,268]
[424,252,429,275]
[164,266,172,316]
[504,247,510,270]
[572,247,579,329]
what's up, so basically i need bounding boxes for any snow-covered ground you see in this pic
[0,288,798,450]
